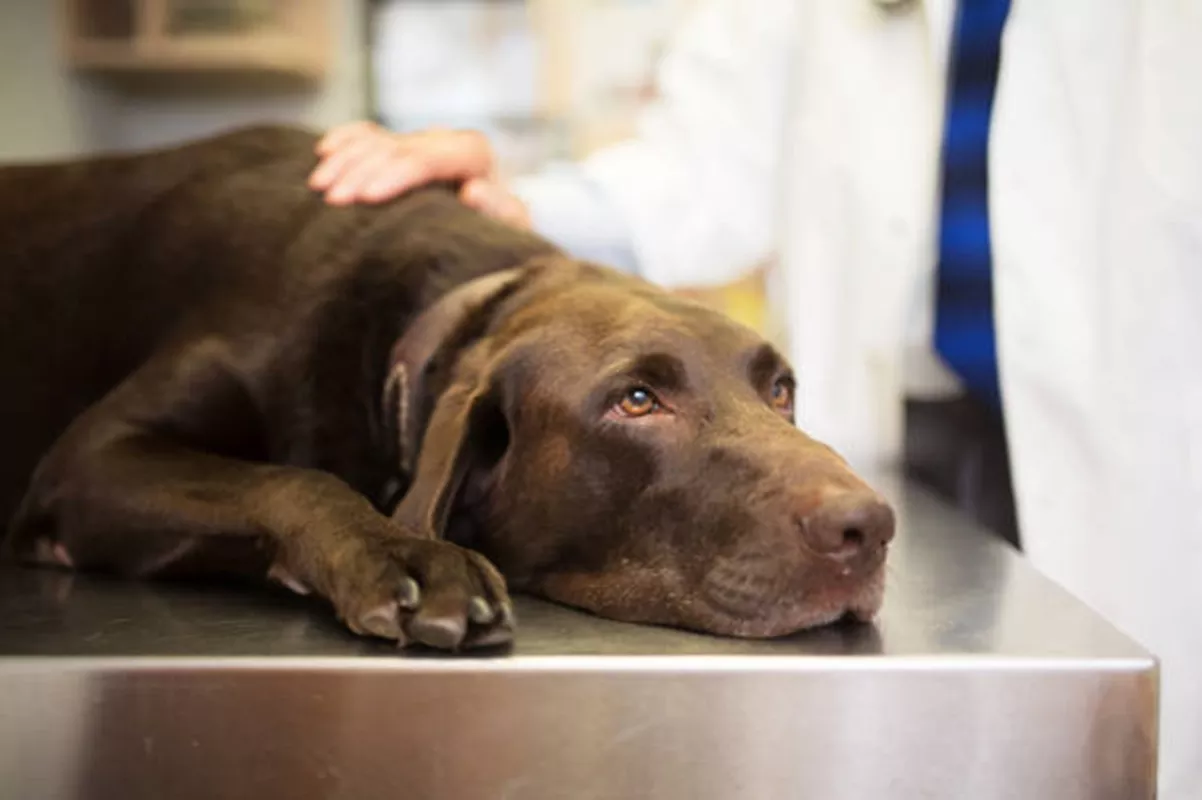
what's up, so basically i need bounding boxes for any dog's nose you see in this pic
[799,491,895,564]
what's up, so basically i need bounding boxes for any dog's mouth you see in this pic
[534,555,888,640]
[695,561,888,639]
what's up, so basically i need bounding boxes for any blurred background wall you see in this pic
[0,0,767,336]
[0,1,367,158]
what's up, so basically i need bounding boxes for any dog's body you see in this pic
[0,126,547,527]
[0,126,894,649]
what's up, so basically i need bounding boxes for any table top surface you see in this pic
[0,479,1153,668]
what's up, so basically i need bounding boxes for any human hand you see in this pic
[309,121,532,229]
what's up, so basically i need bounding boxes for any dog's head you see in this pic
[386,259,894,637]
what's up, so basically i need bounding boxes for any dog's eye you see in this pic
[770,377,794,413]
[618,387,660,417]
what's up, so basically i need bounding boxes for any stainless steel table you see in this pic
[0,479,1157,800]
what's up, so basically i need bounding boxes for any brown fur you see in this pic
[0,126,894,650]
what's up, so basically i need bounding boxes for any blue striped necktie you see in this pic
[933,0,1012,412]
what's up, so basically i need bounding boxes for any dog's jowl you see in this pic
[0,126,894,650]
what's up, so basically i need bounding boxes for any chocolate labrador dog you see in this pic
[0,126,894,650]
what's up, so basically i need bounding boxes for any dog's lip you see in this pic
[829,545,889,579]
[695,563,887,639]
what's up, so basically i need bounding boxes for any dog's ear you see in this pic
[384,268,527,474]
[389,348,503,537]
[384,267,530,537]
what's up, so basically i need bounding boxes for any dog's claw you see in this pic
[397,577,421,610]
[470,608,516,648]
[332,539,511,651]
[267,562,311,596]
[497,601,517,628]
[468,596,494,625]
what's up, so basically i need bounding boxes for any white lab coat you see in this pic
[540,0,1202,795]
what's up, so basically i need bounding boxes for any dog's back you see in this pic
[0,129,322,514]
[0,126,553,526]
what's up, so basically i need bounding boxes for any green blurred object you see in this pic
[167,0,276,35]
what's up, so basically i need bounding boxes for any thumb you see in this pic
[460,179,532,230]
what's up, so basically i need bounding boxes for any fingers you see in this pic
[312,121,412,204]
[359,163,421,204]
[309,130,394,198]
[309,123,498,207]
[325,148,409,206]
[315,120,378,157]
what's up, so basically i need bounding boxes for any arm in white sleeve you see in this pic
[573,0,799,289]
[510,166,641,275]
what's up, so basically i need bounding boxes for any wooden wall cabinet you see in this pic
[61,0,331,80]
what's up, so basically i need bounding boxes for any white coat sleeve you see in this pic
[510,165,641,275]
[516,0,799,289]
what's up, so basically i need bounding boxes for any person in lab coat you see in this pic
[309,1,1202,795]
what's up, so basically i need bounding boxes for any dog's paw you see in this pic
[326,538,515,651]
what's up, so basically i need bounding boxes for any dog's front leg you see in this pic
[3,350,513,650]
[7,437,513,650]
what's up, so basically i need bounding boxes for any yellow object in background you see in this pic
[673,266,770,337]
